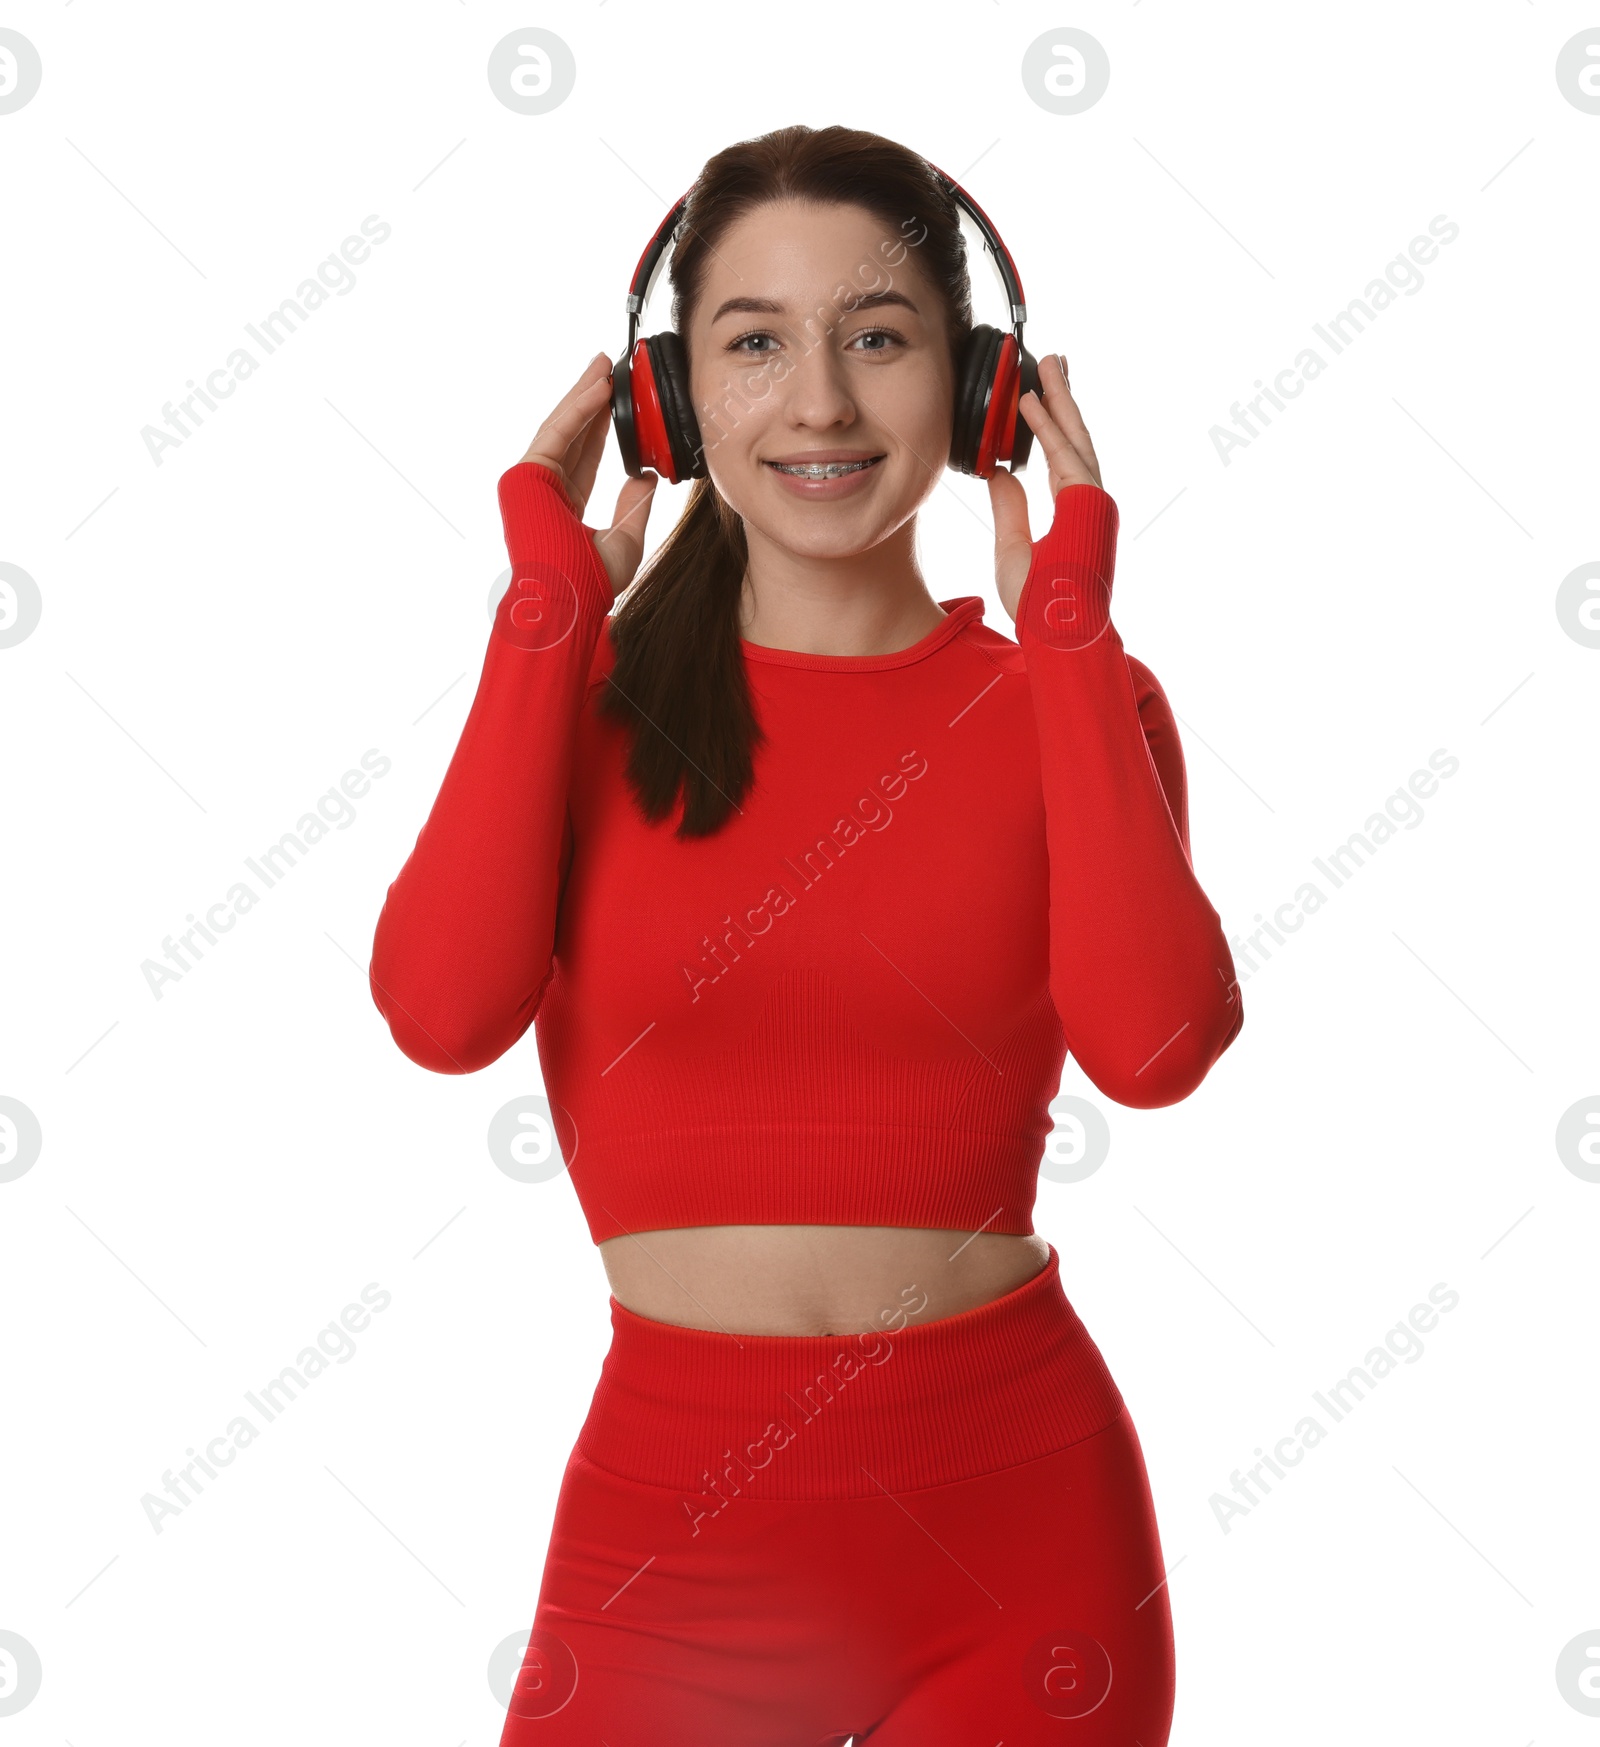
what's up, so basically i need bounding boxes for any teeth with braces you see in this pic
[770,459,878,478]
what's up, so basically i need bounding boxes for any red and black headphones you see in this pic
[610,163,1041,484]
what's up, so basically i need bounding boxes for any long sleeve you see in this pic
[1125,653,1190,860]
[1015,483,1243,1108]
[369,461,613,1074]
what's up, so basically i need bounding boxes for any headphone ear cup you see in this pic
[612,339,667,479]
[611,344,643,478]
[1005,342,1041,473]
[610,334,703,482]
[648,330,707,482]
[950,323,1002,476]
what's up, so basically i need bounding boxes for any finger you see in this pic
[1035,354,1099,478]
[592,472,657,593]
[525,355,614,470]
[1018,389,1096,496]
[986,462,1034,602]
[532,374,611,466]
[1038,354,1101,485]
[521,381,612,508]
[565,370,615,508]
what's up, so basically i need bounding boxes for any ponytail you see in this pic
[598,477,765,838]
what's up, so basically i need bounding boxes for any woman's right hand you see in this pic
[520,351,659,598]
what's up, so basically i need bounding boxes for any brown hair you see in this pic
[597,123,976,837]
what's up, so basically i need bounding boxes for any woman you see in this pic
[370,124,1243,1746]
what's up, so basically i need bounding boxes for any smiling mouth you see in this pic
[764,456,885,479]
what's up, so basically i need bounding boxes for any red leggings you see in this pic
[498,1247,1175,1746]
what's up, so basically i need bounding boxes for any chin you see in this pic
[761,514,886,561]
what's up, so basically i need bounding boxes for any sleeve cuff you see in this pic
[496,461,614,619]
[1015,484,1120,651]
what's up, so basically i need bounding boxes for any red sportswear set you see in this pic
[369,460,1244,1744]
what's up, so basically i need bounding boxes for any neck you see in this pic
[737,516,946,658]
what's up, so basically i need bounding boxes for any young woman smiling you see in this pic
[371,124,1243,1746]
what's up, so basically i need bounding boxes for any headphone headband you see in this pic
[625,166,1027,350]
[926,162,1028,334]
[624,189,689,352]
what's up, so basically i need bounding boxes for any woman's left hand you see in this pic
[988,353,1105,623]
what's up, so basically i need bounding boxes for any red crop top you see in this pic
[369,461,1244,1244]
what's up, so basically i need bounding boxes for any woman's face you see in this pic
[683,198,956,560]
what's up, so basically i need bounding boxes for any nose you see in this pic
[775,338,858,433]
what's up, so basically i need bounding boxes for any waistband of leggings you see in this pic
[573,1244,1126,1500]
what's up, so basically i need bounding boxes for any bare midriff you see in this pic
[597,1225,1052,1337]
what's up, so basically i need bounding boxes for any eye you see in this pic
[725,325,910,358]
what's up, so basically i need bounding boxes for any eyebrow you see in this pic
[709,288,921,324]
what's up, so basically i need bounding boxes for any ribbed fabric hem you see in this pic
[542,973,1068,1246]
[571,1125,1042,1246]
[496,460,614,621]
[1016,483,1119,651]
[574,1245,1126,1500]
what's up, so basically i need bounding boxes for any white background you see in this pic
[3,2,1597,1742]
